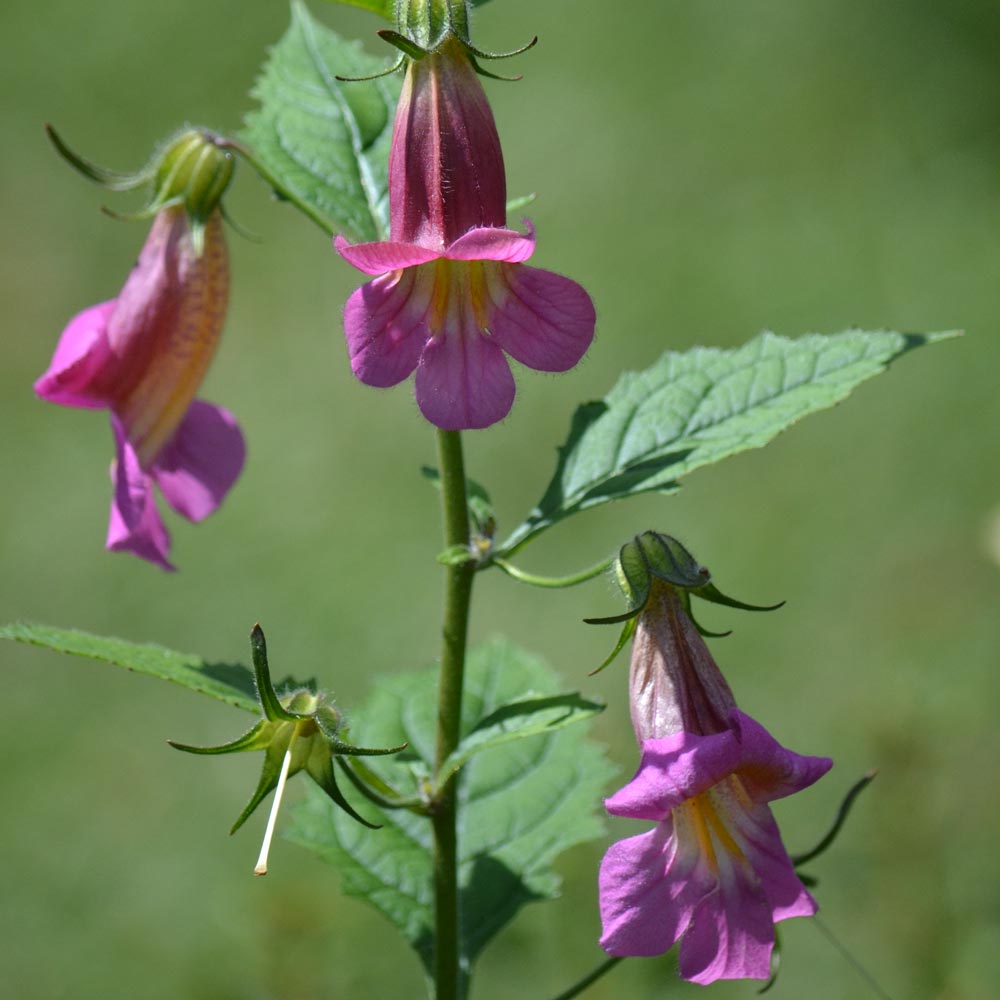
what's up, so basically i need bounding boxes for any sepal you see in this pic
[387,0,534,73]
[593,531,781,625]
[394,0,470,51]
[47,125,236,255]
[169,624,407,857]
[585,531,782,672]
[46,124,153,191]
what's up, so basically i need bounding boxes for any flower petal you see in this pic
[606,730,742,820]
[335,236,441,275]
[486,264,596,372]
[415,328,515,430]
[343,270,431,388]
[446,225,536,264]
[678,850,775,984]
[34,300,116,408]
[153,400,246,522]
[713,781,818,922]
[107,419,174,571]
[729,710,833,803]
[599,821,713,958]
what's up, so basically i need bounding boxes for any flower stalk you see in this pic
[432,428,475,1000]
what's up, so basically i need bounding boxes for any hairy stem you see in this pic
[432,429,475,1000]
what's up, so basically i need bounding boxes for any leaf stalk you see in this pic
[490,556,612,589]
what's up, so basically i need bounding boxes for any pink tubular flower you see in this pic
[598,581,832,984]
[35,205,244,570]
[335,36,595,430]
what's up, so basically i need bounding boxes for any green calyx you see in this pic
[584,531,785,672]
[169,625,407,836]
[394,0,470,50]
[46,125,236,255]
[151,130,234,239]
[378,0,536,77]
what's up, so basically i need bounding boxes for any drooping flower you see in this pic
[35,129,244,570]
[594,537,832,984]
[336,34,595,430]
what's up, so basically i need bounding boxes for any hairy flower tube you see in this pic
[598,579,832,984]
[336,36,595,430]
[35,131,244,570]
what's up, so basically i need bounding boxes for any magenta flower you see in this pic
[598,576,832,983]
[36,205,244,570]
[336,36,595,430]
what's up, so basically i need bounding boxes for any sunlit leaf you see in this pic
[500,330,956,553]
[242,1,401,240]
[0,622,258,713]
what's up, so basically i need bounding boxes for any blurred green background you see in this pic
[2,0,998,997]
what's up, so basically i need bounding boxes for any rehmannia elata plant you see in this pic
[8,1,952,997]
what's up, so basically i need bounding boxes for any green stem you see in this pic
[491,555,612,589]
[432,429,475,1000]
[547,956,623,1000]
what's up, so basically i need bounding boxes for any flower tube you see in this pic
[336,35,595,430]
[36,130,244,570]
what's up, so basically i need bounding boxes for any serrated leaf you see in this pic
[500,329,956,553]
[0,622,258,713]
[285,637,615,978]
[241,2,401,241]
[438,691,604,785]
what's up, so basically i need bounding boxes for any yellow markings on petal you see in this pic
[424,259,498,341]
[427,259,453,334]
[676,779,750,876]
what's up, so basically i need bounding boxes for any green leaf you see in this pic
[0,622,258,713]
[285,637,615,977]
[241,2,401,241]
[500,329,956,554]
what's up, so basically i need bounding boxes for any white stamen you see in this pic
[253,747,294,876]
